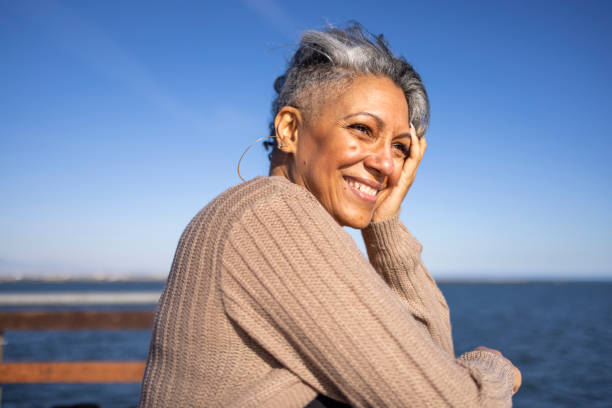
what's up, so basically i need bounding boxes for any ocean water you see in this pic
[0,281,610,407]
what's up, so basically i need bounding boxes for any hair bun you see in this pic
[273,75,286,94]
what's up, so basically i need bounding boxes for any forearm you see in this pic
[361,215,454,355]
[221,188,514,407]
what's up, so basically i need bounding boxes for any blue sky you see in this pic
[1,0,610,279]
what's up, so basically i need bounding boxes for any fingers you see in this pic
[408,123,420,161]
[420,132,427,155]
[407,124,426,163]
[397,124,424,187]
[513,366,522,394]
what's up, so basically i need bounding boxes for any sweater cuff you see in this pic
[458,350,515,394]
[361,215,422,255]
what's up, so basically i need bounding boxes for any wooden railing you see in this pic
[0,309,155,406]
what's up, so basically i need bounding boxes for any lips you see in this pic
[344,176,381,203]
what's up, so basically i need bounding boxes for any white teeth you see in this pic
[346,179,377,196]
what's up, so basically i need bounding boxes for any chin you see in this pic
[347,220,371,229]
[336,209,373,229]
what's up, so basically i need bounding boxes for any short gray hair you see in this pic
[265,22,430,158]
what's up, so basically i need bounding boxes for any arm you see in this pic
[220,187,514,407]
[361,215,454,355]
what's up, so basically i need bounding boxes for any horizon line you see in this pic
[1,275,611,284]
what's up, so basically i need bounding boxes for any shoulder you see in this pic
[186,176,330,238]
[249,176,328,217]
[230,177,339,233]
[241,176,339,226]
[210,177,353,256]
[209,175,321,214]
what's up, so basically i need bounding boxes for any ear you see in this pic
[274,106,302,154]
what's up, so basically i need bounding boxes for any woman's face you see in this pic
[289,75,412,228]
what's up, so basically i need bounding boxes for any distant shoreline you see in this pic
[1,276,610,284]
[0,276,168,283]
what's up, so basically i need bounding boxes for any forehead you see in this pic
[318,75,410,126]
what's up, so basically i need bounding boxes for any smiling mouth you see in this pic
[344,177,379,203]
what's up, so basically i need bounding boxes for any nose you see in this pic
[364,143,394,178]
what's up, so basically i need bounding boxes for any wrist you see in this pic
[361,215,403,252]
[370,209,400,224]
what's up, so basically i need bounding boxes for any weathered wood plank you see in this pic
[0,362,146,383]
[0,311,154,330]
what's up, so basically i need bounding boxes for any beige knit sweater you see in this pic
[138,176,514,407]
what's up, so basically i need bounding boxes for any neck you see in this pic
[269,150,292,180]
[269,163,290,179]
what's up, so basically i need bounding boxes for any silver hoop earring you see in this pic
[237,135,278,182]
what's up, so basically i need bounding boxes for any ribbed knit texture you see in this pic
[138,176,515,407]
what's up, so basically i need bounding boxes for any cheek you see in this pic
[334,139,365,166]
[346,141,361,156]
[389,159,404,185]
[315,139,362,171]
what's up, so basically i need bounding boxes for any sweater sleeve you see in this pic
[361,216,454,356]
[220,186,514,407]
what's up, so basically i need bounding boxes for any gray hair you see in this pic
[265,22,430,158]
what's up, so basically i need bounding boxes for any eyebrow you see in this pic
[343,111,384,129]
[343,111,412,140]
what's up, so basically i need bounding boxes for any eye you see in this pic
[392,142,410,158]
[348,123,372,136]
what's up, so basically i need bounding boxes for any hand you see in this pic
[475,346,522,394]
[370,124,427,223]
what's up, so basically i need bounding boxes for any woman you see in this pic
[139,24,521,407]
